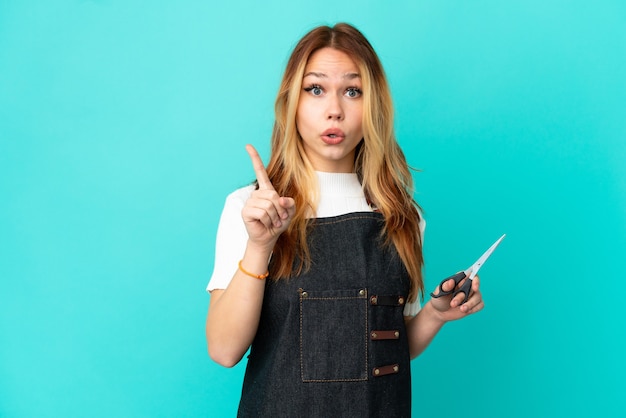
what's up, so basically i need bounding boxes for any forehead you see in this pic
[304,47,359,75]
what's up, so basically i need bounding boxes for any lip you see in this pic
[321,128,345,145]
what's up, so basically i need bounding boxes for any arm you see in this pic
[405,275,484,359]
[206,242,274,367]
[205,145,295,367]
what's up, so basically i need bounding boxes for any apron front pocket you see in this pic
[299,288,368,382]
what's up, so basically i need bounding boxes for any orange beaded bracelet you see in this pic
[238,260,269,280]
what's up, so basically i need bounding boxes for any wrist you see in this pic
[240,241,273,277]
[238,260,269,280]
[422,300,449,327]
[245,239,276,256]
[244,240,275,261]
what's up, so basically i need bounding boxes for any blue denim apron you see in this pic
[238,213,412,417]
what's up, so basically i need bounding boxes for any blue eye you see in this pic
[304,85,323,96]
[346,88,362,98]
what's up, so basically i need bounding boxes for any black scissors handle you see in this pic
[430,272,473,305]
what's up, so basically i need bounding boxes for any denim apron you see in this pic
[238,212,412,417]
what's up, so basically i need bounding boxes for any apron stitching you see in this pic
[365,288,369,381]
[299,289,369,382]
[299,290,304,382]
[312,214,382,226]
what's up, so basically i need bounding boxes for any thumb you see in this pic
[441,278,457,293]
[279,197,296,210]
[279,197,296,221]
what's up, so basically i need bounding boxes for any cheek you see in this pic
[296,102,314,129]
[295,112,310,141]
[351,105,364,132]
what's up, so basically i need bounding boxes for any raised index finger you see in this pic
[245,144,274,190]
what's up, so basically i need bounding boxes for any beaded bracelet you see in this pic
[238,260,269,280]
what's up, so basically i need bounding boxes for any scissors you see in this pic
[431,234,506,305]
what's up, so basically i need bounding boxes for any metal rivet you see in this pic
[393,365,399,373]
[374,369,380,376]
[359,289,365,296]
[394,331,400,338]
[302,291,308,298]
[398,297,405,305]
[371,332,378,339]
[371,296,378,304]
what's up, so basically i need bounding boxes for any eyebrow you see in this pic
[303,71,361,80]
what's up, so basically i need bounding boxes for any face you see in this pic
[296,47,364,173]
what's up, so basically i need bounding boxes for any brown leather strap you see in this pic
[370,330,400,340]
[372,364,400,377]
[370,295,406,306]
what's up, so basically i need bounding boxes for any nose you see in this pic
[326,94,344,121]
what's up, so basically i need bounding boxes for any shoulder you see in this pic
[227,183,255,200]
[223,184,255,208]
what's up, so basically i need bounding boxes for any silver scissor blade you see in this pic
[467,234,506,279]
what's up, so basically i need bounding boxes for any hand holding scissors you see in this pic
[431,234,506,305]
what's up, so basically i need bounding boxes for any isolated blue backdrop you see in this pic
[1,1,624,417]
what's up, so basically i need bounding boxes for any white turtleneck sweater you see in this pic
[207,172,423,316]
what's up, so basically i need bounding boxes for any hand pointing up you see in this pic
[242,144,296,251]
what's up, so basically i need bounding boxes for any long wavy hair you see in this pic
[265,23,424,302]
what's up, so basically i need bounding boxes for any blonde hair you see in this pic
[265,23,424,301]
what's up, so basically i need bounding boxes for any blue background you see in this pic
[1,1,624,417]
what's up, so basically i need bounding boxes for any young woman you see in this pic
[206,23,484,417]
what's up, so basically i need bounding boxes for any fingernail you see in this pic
[275,221,282,228]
